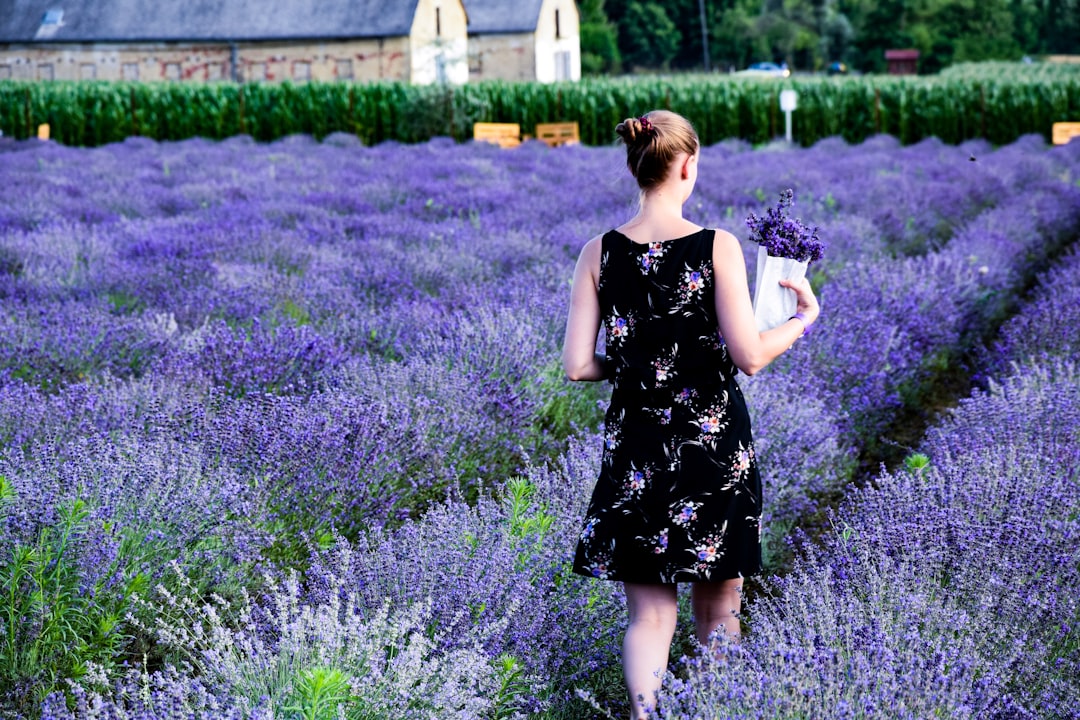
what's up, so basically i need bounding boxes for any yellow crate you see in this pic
[473,122,521,148]
[536,122,580,147]
[1052,121,1080,145]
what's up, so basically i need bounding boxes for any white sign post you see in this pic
[779,89,798,144]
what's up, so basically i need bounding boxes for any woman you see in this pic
[562,110,819,719]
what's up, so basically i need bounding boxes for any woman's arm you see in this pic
[712,229,819,376]
[562,236,608,381]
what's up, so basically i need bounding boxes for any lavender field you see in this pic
[1,131,1078,719]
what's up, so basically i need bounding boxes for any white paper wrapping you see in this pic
[752,245,808,333]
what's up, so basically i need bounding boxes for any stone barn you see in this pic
[463,0,580,82]
[0,0,469,84]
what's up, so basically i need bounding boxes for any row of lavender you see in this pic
[656,240,1080,718]
[37,290,1080,720]
[1,133,1077,716]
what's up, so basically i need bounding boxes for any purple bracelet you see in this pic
[792,312,811,337]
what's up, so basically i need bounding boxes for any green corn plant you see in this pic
[2,65,1078,147]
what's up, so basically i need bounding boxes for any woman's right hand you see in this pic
[779,276,820,326]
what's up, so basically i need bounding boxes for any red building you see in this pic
[885,49,920,75]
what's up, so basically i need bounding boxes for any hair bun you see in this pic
[616,116,644,145]
[615,110,699,191]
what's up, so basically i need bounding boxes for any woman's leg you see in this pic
[622,582,678,720]
[690,577,743,647]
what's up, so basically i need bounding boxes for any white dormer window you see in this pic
[35,9,64,39]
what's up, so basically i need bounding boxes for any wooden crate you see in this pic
[536,122,580,147]
[473,122,521,148]
[1052,122,1080,145]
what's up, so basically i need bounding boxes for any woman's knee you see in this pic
[691,580,742,613]
[628,606,678,633]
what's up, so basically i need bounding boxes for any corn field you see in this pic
[1,65,1078,147]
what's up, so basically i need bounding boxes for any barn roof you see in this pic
[462,0,545,34]
[0,0,427,43]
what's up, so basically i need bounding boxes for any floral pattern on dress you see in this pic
[674,386,699,406]
[672,262,713,314]
[652,344,678,388]
[605,307,635,349]
[584,552,613,579]
[638,241,668,274]
[731,442,755,478]
[649,406,673,425]
[689,523,728,576]
[602,409,624,467]
[640,527,669,555]
[580,516,599,542]
[716,440,757,495]
[615,463,655,506]
[670,500,703,528]
[697,393,732,441]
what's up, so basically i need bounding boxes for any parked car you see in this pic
[827,61,848,76]
[735,61,791,78]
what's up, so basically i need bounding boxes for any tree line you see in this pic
[578,0,1080,74]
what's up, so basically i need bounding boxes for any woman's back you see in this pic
[599,228,737,393]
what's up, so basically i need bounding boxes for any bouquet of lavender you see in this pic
[746,189,825,332]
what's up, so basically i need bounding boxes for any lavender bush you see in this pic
[983,243,1080,377]
[2,130,1078,717]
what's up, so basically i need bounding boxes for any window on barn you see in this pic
[35,9,64,39]
[79,63,96,80]
[207,63,224,81]
[336,59,353,80]
[435,53,446,84]
[37,63,54,81]
[248,62,267,82]
[122,63,138,80]
[293,61,311,82]
[0,65,11,80]
[164,63,181,81]
[468,47,482,78]
[555,51,571,81]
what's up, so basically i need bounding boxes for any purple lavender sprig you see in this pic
[746,189,825,263]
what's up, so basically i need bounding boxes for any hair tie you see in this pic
[638,115,654,136]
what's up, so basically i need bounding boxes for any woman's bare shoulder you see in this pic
[579,233,605,260]
[574,233,605,282]
[711,228,744,262]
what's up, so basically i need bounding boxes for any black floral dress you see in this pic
[572,228,763,584]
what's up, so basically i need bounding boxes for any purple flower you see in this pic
[746,189,825,263]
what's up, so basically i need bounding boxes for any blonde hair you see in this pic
[614,110,699,191]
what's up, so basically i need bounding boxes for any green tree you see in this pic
[579,0,623,73]
[592,0,1076,76]
[619,1,683,69]
[1009,0,1041,53]
[821,10,856,64]
[712,3,766,70]
[660,0,708,70]
[854,0,1024,73]
[1037,0,1080,54]
[943,0,1022,65]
